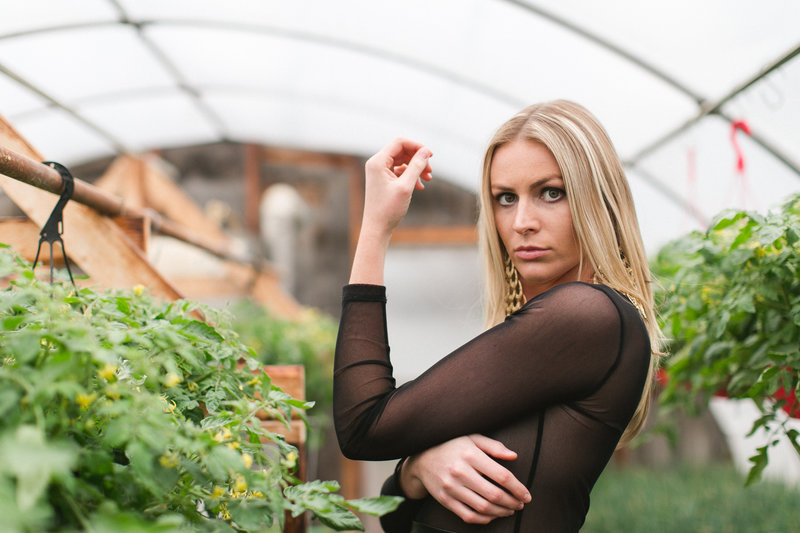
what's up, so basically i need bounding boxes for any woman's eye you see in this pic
[496,192,516,206]
[543,188,564,202]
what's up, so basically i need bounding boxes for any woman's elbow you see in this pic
[334,420,366,460]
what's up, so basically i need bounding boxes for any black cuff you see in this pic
[342,284,387,303]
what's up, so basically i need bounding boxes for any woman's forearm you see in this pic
[348,224,392,285]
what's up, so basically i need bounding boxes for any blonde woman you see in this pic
[334,100,663,532]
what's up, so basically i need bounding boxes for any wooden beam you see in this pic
[0,115,183,300]
[0,142,245,263]
[93,153,231,250]
[94,154,147,208]
[260,145,357,170]
[391,225,478,246]
[111,215,150,252]
[140,155,230,244]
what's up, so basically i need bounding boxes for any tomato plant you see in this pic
[653,193,800,485]
[230,300,335,411]
[0,247,399,532]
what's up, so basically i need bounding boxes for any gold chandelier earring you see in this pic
[504,254,526,315]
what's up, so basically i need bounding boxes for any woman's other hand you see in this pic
[349,138,432,285]
[400,434,531,524]
[362,137,432,235]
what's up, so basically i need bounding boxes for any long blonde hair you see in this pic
[477,100,664,446]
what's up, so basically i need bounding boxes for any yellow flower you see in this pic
[233,474,247,493]
[133,284,145,296]
[76,392,97,409]
[241,453,253,469]
[164,372,182,388]
[159,451,180,469]
[282,450,298,469]
[250,490,264,499]
[98,364,117,381]
[226,442,240,450]
[187,381,199,392]
[213,427,232,442]
[211,485,227,499]
[163,399,177,414]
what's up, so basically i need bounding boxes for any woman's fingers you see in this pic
[436,490,511,524]
[369,137,427,173]
[403,435,529,524]
[397,145,432,189]
[393,162,432,190]
[457,460,527,512]
[361,138,432,231]
[469,435,531,504]
[469,434,518,460]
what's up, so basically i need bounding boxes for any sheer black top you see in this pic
[334,282,650,532]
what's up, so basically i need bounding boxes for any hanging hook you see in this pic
[32,161,76,287]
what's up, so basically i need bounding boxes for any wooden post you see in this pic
[244,144,261,234]
[348,159,364,263]
[260,365,307,533]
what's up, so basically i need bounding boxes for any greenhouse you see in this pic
[1,1,799,532]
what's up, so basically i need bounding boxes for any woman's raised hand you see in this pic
[400,435,531,524]
[349,138,432,285]
[362,137,433,235]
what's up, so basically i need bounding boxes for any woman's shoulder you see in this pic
[521,282,644,332]
[518,282,628,327]
[525,281,619,310]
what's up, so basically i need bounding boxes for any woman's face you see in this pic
[490,139,590,299]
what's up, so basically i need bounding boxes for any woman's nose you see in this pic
[512,202,540,234]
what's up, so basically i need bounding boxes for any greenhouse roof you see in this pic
[2,0,799,250]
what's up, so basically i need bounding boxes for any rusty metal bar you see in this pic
[0,144,250,263]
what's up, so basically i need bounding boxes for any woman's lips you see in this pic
[515,247,548,260]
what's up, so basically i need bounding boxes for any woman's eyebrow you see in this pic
[491,174,563,191]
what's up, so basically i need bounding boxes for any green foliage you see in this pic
[229,299,335,412]
[583,463,800,532]
[652,193,800,484]
[0,247,399,532]
[229,300,337,450]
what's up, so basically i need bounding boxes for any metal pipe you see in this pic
[0,144,249,263]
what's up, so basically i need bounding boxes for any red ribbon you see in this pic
[730,119,751,173]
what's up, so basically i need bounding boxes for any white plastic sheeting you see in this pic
[1,0,799,251]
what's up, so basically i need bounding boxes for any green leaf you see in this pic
[314,505,364,531]
[103,418,132,447]
[0,425,76,510]
[343,495,404,516]
[228,500,274,530]
[787,429,800,457]
[745,445,770,486]
[2,316,25,330]
[712,212,746,231]
[115,297,131,315]
[182,320,224,342]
